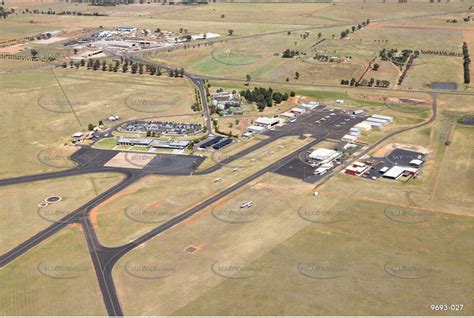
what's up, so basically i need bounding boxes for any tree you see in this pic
[98,120,103,126]
[373,63,380,71]
[30,49,39,59]
[318,32,322,38]
[131,64,138,74]
[246,74,251,85]
[228,29,234,36]
[295,71,300,80]
[93,59,100,71]
[87,123,94,131]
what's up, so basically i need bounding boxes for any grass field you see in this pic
[430,124,474,207]
[0,173,124,255]
[401,55,465,90]
[112,172,473,315]
[0,227,106,316]
[0,66,196,178]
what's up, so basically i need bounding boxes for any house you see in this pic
[72,132,83,140]
[299,101,320,111]
[379,166,390,173]
[383,166,418,179]
[308,148,342,161]
[366,117,389,126]
[232,107,243,115]
[342,135,358,143]
[92,30,113,38]
[354,121,373,131]
[280,112,296,119]
[150,140,189,150]
[254,117,280,128]
[368,121,384,129]
[116,27,138,33]
[246,125,267,134]
[409,159,424,167]
[345,161,369,176]
[39,30,61,39]
[191,32,221,40]
[210,91,241,111]
[290,107,305,116]
[371,114,394,122]
[349,127,361,136]
[117,137,153,147]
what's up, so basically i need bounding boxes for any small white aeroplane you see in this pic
[240,201,253,209]
[214,177,222,183]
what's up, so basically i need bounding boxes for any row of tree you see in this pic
[61,57,185,78]
[463,42,470,84]
[340,19,370,39]
[420,49,462,57]
[340,78,390,88]
[397,53,418,85]
[20,8,107,16]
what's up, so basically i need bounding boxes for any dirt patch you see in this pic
[104,152,155,169]
[34,37,68,45]
[366,95,428,105]
[0,44,26,54]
